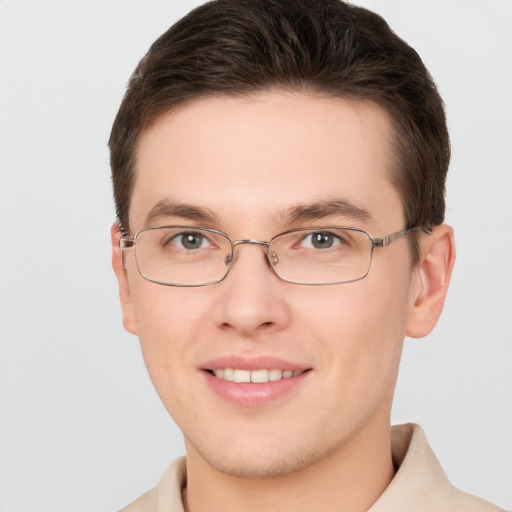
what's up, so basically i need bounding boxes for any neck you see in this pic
[183,421,395,512]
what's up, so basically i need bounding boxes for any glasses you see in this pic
[120,225,428,287]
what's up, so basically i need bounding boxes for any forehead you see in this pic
[131,91,402,234]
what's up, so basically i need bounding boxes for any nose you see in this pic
[212,242,291,338]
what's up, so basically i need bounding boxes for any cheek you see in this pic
[128,282,209,396]
[129,274,212,339]
[294,270,410,382]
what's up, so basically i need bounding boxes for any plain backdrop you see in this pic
[0,1,511,511]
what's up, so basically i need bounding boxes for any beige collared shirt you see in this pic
[119,424,505,511]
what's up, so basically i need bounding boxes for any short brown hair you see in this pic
[109,0,449,262]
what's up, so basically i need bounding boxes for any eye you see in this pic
[168,231,210,250]
[300,231,343,249]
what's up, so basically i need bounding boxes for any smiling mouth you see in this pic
[206,368,307,383]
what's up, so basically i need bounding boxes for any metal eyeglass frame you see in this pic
[120,225,431,287]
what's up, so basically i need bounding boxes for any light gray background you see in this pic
[0,1,510,511]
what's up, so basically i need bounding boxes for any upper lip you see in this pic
[202,356,310,372]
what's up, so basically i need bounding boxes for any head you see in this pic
[109,0,450,265]
[109,0,455,481]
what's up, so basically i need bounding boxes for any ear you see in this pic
[111,223,139,335]
[406,224,456,338]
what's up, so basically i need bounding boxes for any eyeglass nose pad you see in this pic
[270,251,279,265]
[225,250,238,266]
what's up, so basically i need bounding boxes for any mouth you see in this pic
[206,368,307,383]
[201,357,312,406]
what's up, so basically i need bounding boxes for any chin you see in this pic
[188,433,323,479]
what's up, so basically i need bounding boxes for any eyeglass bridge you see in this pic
[226,239,279,265]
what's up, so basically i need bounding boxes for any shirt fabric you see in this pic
[118,423,505,511]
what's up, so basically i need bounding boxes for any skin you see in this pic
[112,91,455,512]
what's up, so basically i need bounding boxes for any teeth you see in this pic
[211,368,304,383]
[233,369,251,383]
[222,368,234,381]
[269,369,283,381]
[251,369,269,383]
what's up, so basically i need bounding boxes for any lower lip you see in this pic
[202,370,310,407]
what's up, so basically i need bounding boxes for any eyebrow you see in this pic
[144,199,218,227]
[282,199,372,224]
[143,197,371,229]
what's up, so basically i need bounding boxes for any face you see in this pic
[114,91,426,478]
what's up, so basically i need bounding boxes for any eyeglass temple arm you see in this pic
[372,226,432,248]
[119,237,135,249]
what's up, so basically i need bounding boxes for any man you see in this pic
[109,1,505,510]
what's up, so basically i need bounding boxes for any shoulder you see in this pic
[118,488,158,512]
[116,457,187,512]
[450,489,507,512]
[370,424,506,512]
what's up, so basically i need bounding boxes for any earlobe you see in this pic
[405,224,456,338]
[111,223,139,335]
